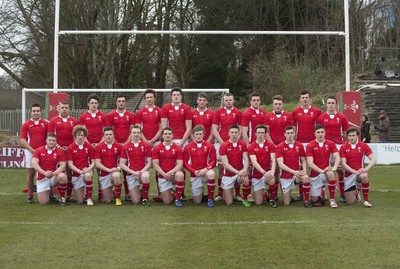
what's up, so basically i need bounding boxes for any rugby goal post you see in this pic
[21,88,229,122]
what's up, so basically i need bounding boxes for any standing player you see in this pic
[212,93,242,201]
[135,89,163,202]
[95,127,123,206]
[248,125,277,207]
[78,94,109,147]
[276,126,312,208]
[135,89,162,145]
[306,124,340,208]
[191,92,215,142]
[317,95,349,202]
[119,126,152,206]
[161,87,192,147]
[108,95,135,145]
[31,133,68,205]
[340,127,376,207]
[66,125,96,205]
[108,95,135,201]
[219,125,250,207]
[263,95,295,145]
[184,125,217,207]
[241,92,267,146]
[48,102,78,202]
[292,91,322,143]
[20,103,49,203]
[292,91,322,201]
[152,127,185,207]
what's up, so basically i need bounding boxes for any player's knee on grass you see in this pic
[253,190,264,206]
[344,185,356,205]
[223,189,233,206]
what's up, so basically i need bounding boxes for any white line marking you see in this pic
[0,192,24,196]
[0,221,56,225]
[160,220,312,225]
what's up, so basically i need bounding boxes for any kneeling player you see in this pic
[306,124,340,208]
[248,125,277,207]
[184,125,217,207]
[152,127,185,207]
[119,126,152,206]
[340,127,376,207]
[220,125,250,207]
[32,133,68,205]
[66,125,95,205]
[95,127,123,206]
[276,126,312,208]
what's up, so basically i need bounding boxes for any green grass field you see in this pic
[1,166,400,269]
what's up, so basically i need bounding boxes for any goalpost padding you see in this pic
[22,88,229,122]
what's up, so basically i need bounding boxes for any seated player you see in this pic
[31,133,68,205]
[340,127,376,207]
[119,126,152,206]
[219,125,250,207]
[95,127,123,206]
[66,125,95,205]
[276,126,312,208]
[183,125,217,208]
[152,127,185,207]
[248,125,277,207]
[306,124,340,208]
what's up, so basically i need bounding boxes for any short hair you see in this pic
[272,95,284,102]
[197,92,209,100]
[299,90,310,97]
[47,133,56,139]
[103,127,114,133]
[325,95,337,103]
[314,124,325,131]
[60,102,70,106]
[346,127,360,136]
[170,87,182,95]
[162,126,174,134]
[192,124,205,134]
[72,125,88,138]
[284,125,295,132]
[255,124,267,133]
[87,94,100,104]
[249,92,261,101]
[229,125,240,131]
[30,103,42,109]
[223,92,234,98]
[143,88,156,98]
[116,95,126,101]
[130,125,142,132]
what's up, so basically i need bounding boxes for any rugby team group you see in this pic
[20,88,376,208]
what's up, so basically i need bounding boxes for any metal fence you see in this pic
[0,109,23,134]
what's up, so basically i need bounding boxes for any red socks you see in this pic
[328,180,336,200]
[207,179,216,200]
[142,183,150,200]
[175,181,185,201]
[58,183,68,198]
[362,182,369,201]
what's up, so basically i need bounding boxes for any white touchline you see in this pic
[0,221,57,225]
[160,220,313,225]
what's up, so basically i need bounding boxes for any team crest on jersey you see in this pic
[284,116,287,121]
[357,147,362,152]
[41,123,45,127]
[203,146,208,152]
[126,116,130,121]
[85,148,88,154]
[180,108,185,114]
[206,114,210,119]
[53,153,58,159]
[325,145,329,151]
[70,121,74,126]
[114,148,118,153]
[232,113,236,118]
[172,149,176,155]
[295,146,299,152]
[98,116,102,121]
[311,112,314,117]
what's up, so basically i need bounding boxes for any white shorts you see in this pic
[23,149,33,168]
[214,143,221,161]
[252,177,266,192]
[280,176,297,194]
[221,175,238,190]
[330,144,342,163]
[99,174,113,190]
[310,173,328,196]
[36,177,56,193]
[71,175,85,190]
[126,175,141,190]
[158,178,174,192]
[173,139,188,148]
[190,176,207,196]
[344,174,360,191]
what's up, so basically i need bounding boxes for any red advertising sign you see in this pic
[337,91,361,128]
[46,93,70,120]
[0,146,25,168]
